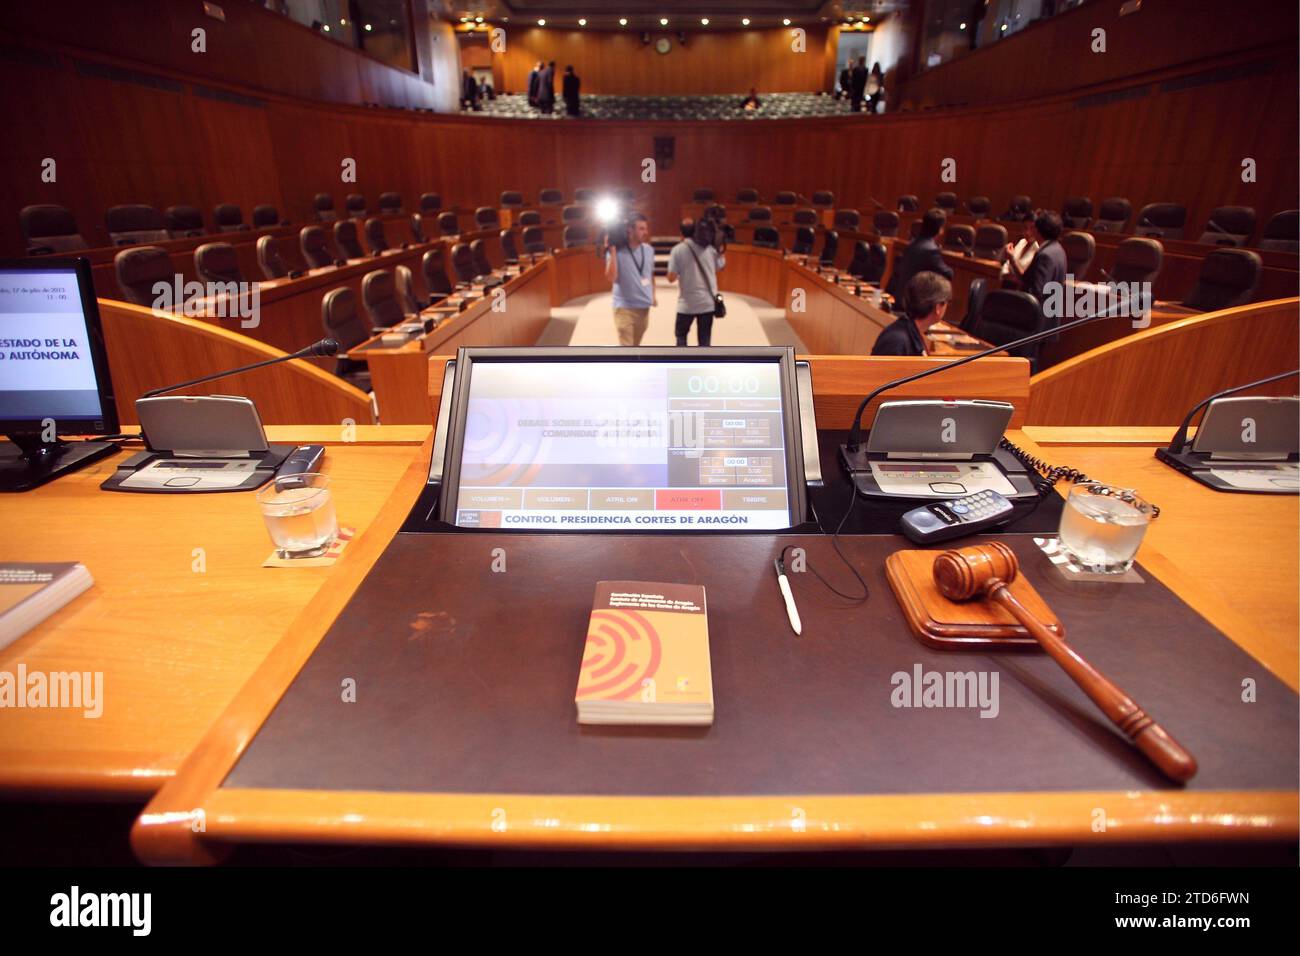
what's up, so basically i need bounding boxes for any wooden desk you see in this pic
[128,427,1297,863]
[361,258,554,424]
[0,426,430,797]
[1025,426,1299,688]
[186,241,443,360]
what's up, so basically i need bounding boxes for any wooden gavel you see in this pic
[933,542,1198,783]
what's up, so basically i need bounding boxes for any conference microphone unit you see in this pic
[840,299,1139,475]
[1159,368,1300,456]
[140,338,340,398]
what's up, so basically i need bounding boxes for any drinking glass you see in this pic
[257,473,338,558]
[1057,481,1154,574]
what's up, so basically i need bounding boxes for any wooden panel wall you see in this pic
[899,0,1294,109]
[490,26,834,95]
[1,0,449,111]
[2,40,1295,275]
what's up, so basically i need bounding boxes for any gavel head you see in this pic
[933,542,1020,601]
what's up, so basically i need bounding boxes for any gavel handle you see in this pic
[990,582,1198,783]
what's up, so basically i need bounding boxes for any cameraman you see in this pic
[602,211,655,346]
[667,216,726,347]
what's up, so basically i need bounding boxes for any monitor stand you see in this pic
[0,432,119,492]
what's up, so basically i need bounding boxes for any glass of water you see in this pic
[256,473,338,558]
[1058,481,1155,574]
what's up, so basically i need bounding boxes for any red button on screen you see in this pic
[655,489,722,510]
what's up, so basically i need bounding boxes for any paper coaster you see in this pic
[263,526,356,568]
[1033,536,1144,584]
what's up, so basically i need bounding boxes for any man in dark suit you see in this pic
[1005,210,1067,303]
[562,65,581,116]
[872,272,952,356]
[849,56,868,112]
[886,207,954,303]
[838,63,852,100]
[527,61,542,107]
[460,70,479,111]
[538,61,556,114]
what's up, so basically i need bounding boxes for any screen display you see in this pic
[0,268,105,422]
[453,361,792,530]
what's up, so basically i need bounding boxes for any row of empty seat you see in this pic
[473,92,859,122]
[20,202,291,254]
[696,188,1300,251]
[18,187,643,255]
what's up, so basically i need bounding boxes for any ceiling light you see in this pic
[323,23,330,31]
[1000,22,1007,30]
[475,16,483,23]
[538,18,546,26]
[619,18,628,26]
[701,18,709,25]
[742,18,750,26]
[579,18,587,26]
[660,17,669,26]
[783,18,792,26]
[959,21,967,29]
[364,23,372,31]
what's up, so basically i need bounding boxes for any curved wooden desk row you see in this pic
[1027,297,1300,426]
[97,299,374,425]
[61,212,467,303]
[870,219,1299,311]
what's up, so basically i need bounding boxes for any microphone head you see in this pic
[313,338,340,357]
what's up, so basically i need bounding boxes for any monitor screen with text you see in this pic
[451,359,795,530]
[0,266,107,424]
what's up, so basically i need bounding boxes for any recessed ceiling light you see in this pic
[579,18,587,26]
[323,23,330,31]
[959,21,967,29]
[783,18,792,26]
[1000,22,1007,30]
[742,18,750,26]
[619,18,628,26]
[340,18,347,25]
[660,17,669,26]
[701,18,709,25]
[538,18,546,26]
[364,23,372,31]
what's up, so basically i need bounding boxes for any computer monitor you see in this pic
[0,257,120,491]
[437,347,808,531]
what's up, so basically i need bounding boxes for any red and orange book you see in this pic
[575,581,714,726]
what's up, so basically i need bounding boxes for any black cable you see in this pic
[782,478,870,604]
[999,437,1160,520]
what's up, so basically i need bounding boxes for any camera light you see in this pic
[594,198,621,225]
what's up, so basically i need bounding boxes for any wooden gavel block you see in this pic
[932,542,1198,784]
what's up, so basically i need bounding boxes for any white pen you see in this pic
[773,557,803,636]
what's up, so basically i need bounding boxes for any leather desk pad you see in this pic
[225,534,1298,796]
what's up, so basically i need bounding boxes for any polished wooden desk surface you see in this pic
[0,426,431,797]
[127,429,1297,862]
[1024,426,1299,688]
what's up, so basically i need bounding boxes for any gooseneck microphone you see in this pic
[841,297,1141,465]
[1162,369,1300,455]
[141,338,339,398]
